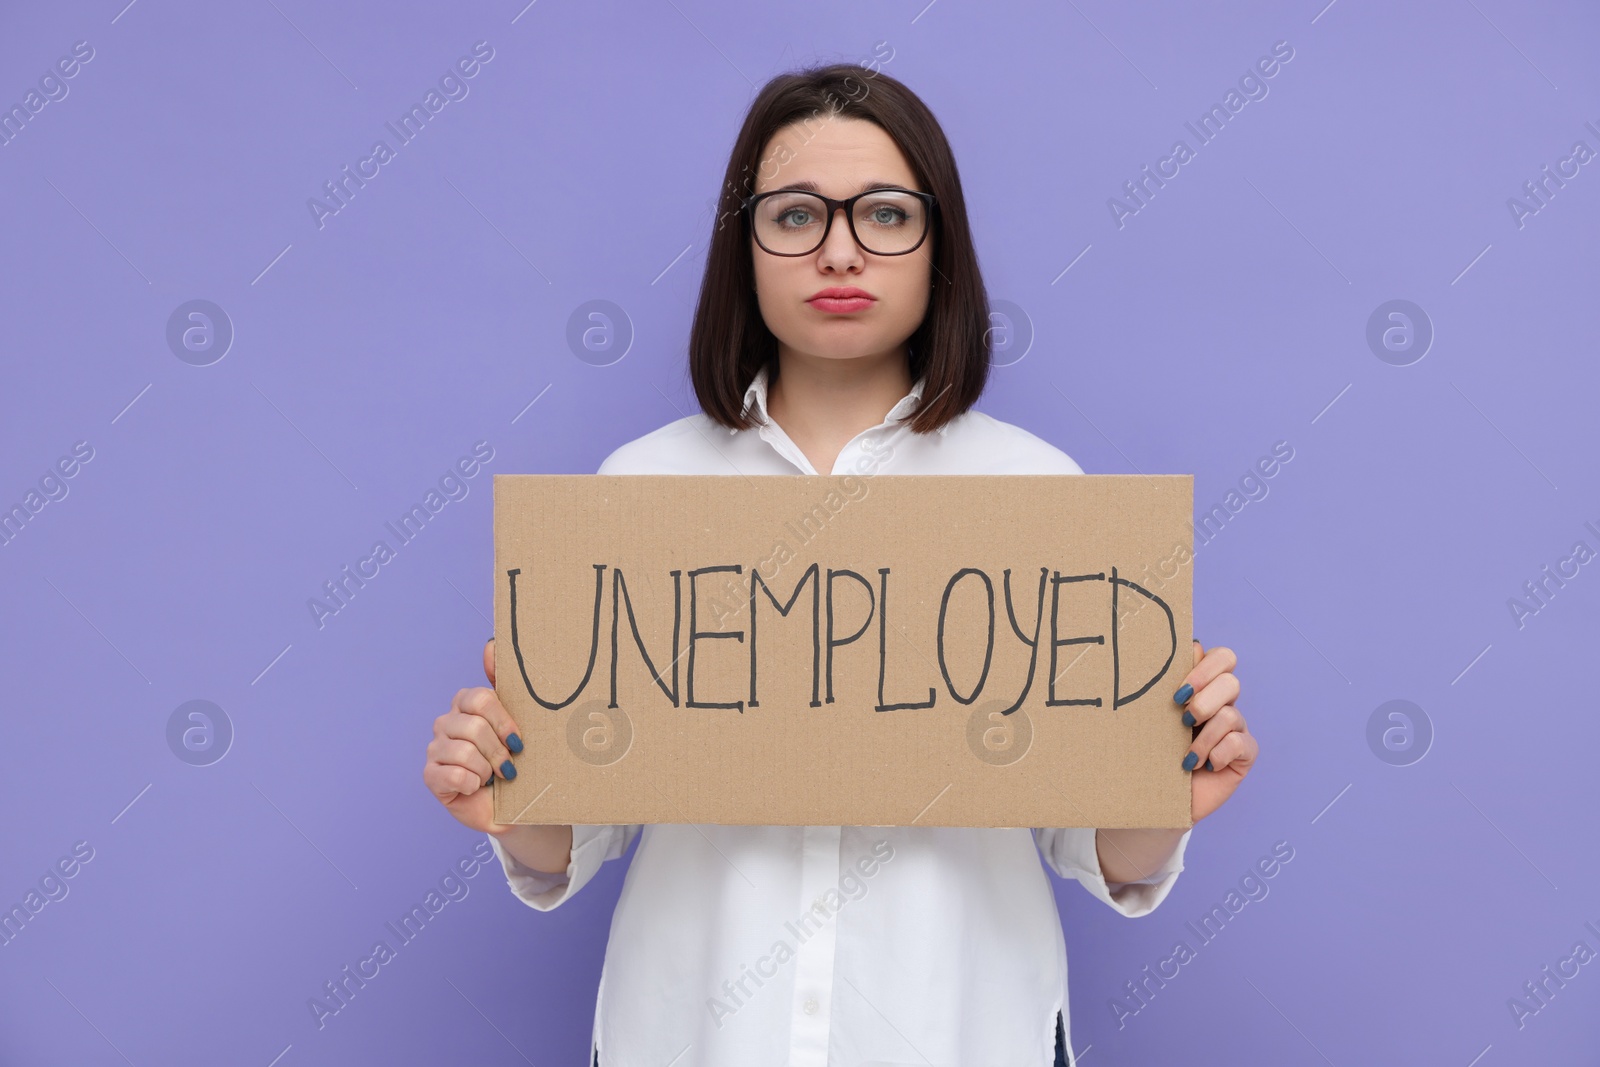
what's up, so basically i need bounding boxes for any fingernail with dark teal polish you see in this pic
[485,775,493,787]
[1182,751,1199,771]
[500,759,517,780]
[1204,759,1214,771]
[507,733,524,754]
[1174,683,1193,704]
[1182,711,1195,727]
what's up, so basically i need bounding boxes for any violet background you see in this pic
[2,1,1597,1064]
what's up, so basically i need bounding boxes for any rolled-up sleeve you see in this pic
[1032,826,1191,918]
[488,824,643,911]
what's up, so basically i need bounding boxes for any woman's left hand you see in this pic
[1174,640,1258,823]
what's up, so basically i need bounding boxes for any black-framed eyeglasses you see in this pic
[743,187,936,257]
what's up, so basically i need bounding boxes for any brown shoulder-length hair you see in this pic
[688,62,991,435]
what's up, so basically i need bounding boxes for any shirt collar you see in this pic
[734,363,947,437]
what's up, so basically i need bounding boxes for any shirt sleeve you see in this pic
[1032,826,1191,918]
[487,823,643,911]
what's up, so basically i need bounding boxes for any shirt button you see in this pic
[803,997,818,1015]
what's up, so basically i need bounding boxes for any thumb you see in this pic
[484,636,496,687]
[1192,638,1204,669]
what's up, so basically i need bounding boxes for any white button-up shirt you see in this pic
[489,364,1192,1067]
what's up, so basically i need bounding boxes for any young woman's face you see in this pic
[749,116,933,366]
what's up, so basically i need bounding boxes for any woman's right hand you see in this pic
[423,637,524,835]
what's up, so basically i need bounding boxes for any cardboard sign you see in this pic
[492,474,1194,829]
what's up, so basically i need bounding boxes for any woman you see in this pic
[424,63,1257,1067]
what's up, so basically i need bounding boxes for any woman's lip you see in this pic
[807,296,875,313]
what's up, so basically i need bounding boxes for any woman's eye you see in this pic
[777,209,813,227]
[867,207,908,225]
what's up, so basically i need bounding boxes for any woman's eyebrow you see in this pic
[770,179,910,193]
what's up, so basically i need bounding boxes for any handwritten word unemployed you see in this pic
[505,562,1178,714]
